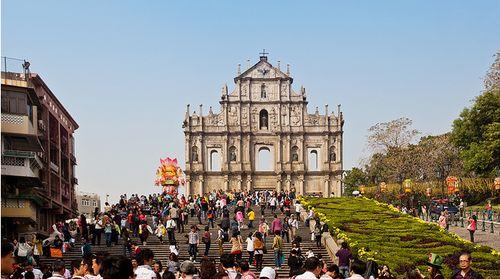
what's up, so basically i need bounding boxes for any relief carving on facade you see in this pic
[229,106,239,125]
[281,106,289,126]
[291,105,301,126]
[242,107,248,126]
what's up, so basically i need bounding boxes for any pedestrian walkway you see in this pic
[449,226,500,251]
[39,194,333,278]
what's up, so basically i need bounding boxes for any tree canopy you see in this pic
[450,52,500,177]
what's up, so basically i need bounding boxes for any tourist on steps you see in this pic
[188,225,200,262]
[135,248,156,279]
[230,230,243,263]
[296,257,323,279]
[253,232,265,271]
[335,242,352,278]
[247,208,255,229]
[202,226,212,256]
[245,232,255,267]
[272,231,283,269]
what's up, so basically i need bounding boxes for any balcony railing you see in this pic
[2,150,36,158]
[1,151,43,178]
[1,113,37,136]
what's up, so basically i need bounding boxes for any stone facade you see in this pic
[183,55,344,197]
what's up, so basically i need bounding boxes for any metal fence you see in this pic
[1,56,30,81]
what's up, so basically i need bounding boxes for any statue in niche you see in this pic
[259,110,268,129]
[291,146,299,162]
[329,148,336,162]
[191,146,199,162]
[229,147,237,162]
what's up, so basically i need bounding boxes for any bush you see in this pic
[301,197,500,278]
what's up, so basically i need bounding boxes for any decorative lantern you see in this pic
[495,177,500,190]
[359,185,366,194]
[446,176,458,195]
[426,187,432,197]
[380,182,387,192]
[404,179,412,193]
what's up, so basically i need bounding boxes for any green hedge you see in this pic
[301,197,500,278]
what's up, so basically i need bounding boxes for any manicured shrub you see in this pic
[301,197,500,278]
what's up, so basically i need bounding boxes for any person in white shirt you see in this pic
[134,248,156,279]
[295,257,322,279]
[245,232,255,267]
[22,262,43,279]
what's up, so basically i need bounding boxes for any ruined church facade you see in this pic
[183,54,344,197]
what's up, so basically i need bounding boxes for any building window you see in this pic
[191,146,199,162]
[261,84,267,98]
[257,146,272,171]
[210,150,221,171]
[93,201,97,207]
[291,146,299,162]
[259,109,268,130]
[329,146,336,162]
[1,91,28,115]
[308,150,318,171]
[229,146,237,162]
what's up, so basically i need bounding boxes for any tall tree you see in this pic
[367,117,420,154]
[451,53,500,177]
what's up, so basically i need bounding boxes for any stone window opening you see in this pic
[309,150,319,171]
[261,83,266,98]
[229,146,237,162]
[291,146,299,162]
[209,150,221,171]
[259,109,268,130]
[257,146,272,171]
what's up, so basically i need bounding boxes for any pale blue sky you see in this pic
[2,1,499,203]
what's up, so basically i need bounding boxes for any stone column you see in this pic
[298,176,304,196]
[199,177,204,196]
[286,175,291,192]
[185,176,191,197]
[323,177,330,198]
[238,177,243,192]
[224,175,229,191]
[276,177,282,192]
[246,175,252,191]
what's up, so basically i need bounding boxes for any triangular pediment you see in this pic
[234,58,291,82]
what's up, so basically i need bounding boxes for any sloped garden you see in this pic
[301,197,500,278]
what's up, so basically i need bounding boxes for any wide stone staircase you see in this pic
[39,205,332,278]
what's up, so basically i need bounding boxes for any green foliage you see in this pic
[451,88,500,177]
[302,197,500,278]
[343,167,368,195]
[364,133,462,184]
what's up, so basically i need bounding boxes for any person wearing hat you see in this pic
[179,261,198,279]
[426,253,444,279]
[258,267,275,279]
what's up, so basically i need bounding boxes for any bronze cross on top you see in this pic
[259,49,269,57]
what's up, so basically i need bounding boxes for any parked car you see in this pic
[429,200,459,220]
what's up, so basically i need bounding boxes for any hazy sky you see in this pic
[2,1,499,204]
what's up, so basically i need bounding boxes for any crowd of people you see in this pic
[1,189,486,279]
